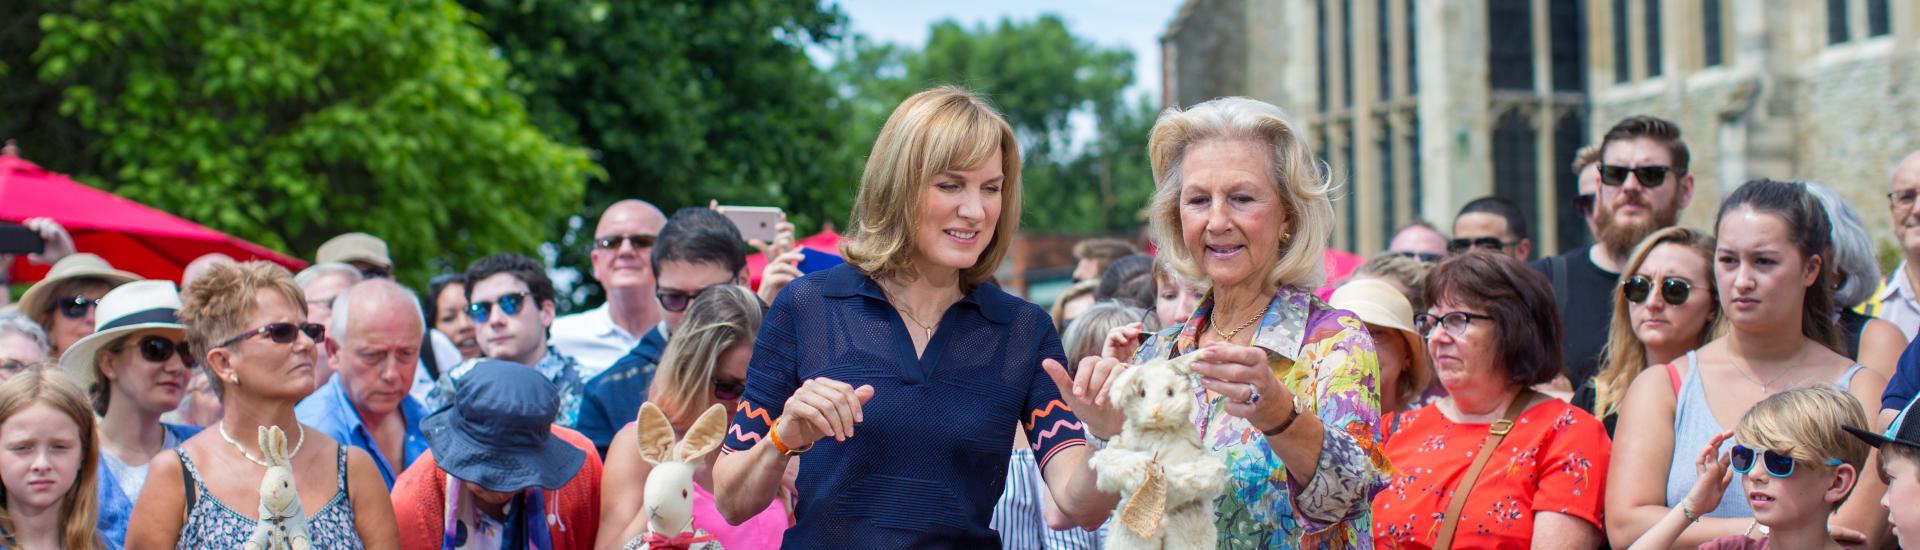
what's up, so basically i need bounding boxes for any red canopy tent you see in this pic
[1314,247,1367,300]
[0,149,307,284]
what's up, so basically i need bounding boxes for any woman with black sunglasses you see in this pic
[1584,227,1719,433]
[598,284,787,549]
[16,254,137,360]
[126,261,398,549]
[55,280,204,546]
[1607,180,1892,548]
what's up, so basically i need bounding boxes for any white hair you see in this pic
[295,262,363,289]
[328,278,425,342]
[0,312,50,354]
[1801,180,1882,308]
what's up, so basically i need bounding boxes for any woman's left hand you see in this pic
[1191,342,1298,433]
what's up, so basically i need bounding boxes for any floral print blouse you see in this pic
[1134,286,1390,549]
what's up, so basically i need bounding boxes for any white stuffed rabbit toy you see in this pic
[1089,354,1226,550]
[246,425,312,550]
[624,402,727,550]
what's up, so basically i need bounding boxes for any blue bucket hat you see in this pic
[421,360,585,492]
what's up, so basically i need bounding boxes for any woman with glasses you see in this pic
[1371,252,1609,549]
[17,254,137,360]
[598,285,784,549]
[54,281,203,545]
[1606,180,1891,547]
[1582,227,1719,434]
[125,261,398,549]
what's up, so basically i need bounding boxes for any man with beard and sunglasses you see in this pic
[1532,115,1694,413]
[576,208,751,455]
[295,278,431,489]
[551,199,668,381]
[427,253,588,428]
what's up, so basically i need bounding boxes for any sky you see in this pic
[832,0,1185,105]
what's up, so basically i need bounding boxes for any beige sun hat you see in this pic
[1328,278,1432,397]
[315,232,391,270]
[58,280,186,387]
[17,253,140,320]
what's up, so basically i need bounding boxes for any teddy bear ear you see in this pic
[1107,366,1143,407]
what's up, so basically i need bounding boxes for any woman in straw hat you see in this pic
[17,254,137,359]
[1328,277,1434,433]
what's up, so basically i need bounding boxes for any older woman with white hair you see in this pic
[1067,97,1387,547]
[0,312,52,379]
[1805,180,1908,378]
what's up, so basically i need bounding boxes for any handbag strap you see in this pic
[1433,389,1540,550]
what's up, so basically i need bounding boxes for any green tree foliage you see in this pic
[457,0,858,307]
[830,15,1155,233]
[0,0,595,287]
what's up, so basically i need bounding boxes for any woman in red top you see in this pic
[1371,253,1611,549]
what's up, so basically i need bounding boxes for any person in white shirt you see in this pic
[1867,150,1920,337]
[551,200,667,379]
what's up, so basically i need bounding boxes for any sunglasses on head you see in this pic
[1597,164,1676,188]
[53,296,100,320]
[711,378,746,401]
[466,292,530,323]
[594,234,657,251]
[657,284,733,313]
[1622,275,1692,306]
[1446,237,1514,255]
[1572,193,1596,218]
[216,322,325,348]
[132,335,193,366]
[1730,444,1843,478]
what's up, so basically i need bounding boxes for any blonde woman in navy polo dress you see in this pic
[713,87,1120,548]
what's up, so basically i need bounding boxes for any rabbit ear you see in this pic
[674,404,730,462]
[256,426,274,462]
[1107,365,1143,408]
[634,402,677,465]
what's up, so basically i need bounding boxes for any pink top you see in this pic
[691,481,788,548]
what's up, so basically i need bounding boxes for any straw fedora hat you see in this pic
[17,253,139,319]
[57,280,186,388]
[1328,278,1432,399]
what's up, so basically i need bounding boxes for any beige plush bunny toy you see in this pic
[1089,354,1227,550]
[246,425,312,550]
[624,402,728,550]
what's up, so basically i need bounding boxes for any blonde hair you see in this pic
[1050,280,1100,334]
[1735,384,1871,507]
[1593,227,1718,418]
[178,261,306,399]
[1061,302,1147,363]
[1147,97,1334,289]
[0,369,106,550]
[840,86,1022,289]
[647,285,763,428]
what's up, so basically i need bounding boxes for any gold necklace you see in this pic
[880,284,940,341]
[1210,307,1264,341]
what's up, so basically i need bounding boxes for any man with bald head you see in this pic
[551,199,668,380]
[1865,151,1920,337]
[295,278,430,488]
[180,253,235,289]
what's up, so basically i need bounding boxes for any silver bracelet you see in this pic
[1084,431,1109,450]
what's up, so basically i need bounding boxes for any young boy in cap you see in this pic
[1846,394,1920,547]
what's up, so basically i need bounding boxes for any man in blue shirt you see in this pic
[296,278,431,488]
[577,208,751,455]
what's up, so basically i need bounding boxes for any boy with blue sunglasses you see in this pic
[1632,385,1871,550]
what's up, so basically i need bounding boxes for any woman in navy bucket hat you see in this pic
[392,360,603,549]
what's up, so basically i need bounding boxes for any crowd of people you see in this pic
[4,85,1920,549]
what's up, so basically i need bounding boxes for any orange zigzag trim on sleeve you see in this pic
[1025,399,1074,429]
[736,401,774,425]
[1030,419,1085,450]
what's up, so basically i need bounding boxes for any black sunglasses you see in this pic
[1731,444,1842,478]
[657,284,733,313]
[1446,237,1514,255]
[1597,164,1676,188]
[711,378,746,401]
[594,234,657,251]
[1572,193,1596,218]
[215,322,325,348]
[1622,276,1692,306]
[134,335,193,366]
[1394,251,1443,263]
[53,296,100,320]
[466,292,530,323]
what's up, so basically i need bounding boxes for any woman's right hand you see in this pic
[1043,357,1128,440]
[774,377,876,446]
[1101,322,1147,361]
[1684,431,1735,517]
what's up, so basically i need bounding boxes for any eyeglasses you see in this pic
[1730,444,1843,478]
[594,234,657,251]
[1572,193,1596,218]
[1415,311,1495,339]
[1446,237,1516,255]
[1623,275,1693,306]
[53,296,100,319]
[711,378,746,401]
[466,292,530,323]
[1597,164,1676,188]
[1394,251,1443,263]
[215,322,325,348]
[1891,190,1919,210]
[135,336,193,366]
[0,360,30,376]
[657,284,734,313]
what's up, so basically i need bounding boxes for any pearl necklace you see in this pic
[218,421,304,467]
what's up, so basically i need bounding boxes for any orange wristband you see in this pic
[769,419,810,456]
